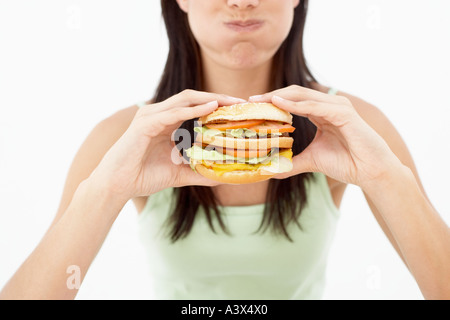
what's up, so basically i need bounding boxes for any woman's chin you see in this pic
[222,43,273,70]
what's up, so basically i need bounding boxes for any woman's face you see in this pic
[176,0,300,70]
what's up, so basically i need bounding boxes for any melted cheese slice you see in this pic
[203,149,293,176]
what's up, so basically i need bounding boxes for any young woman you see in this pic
[1,0,449,300]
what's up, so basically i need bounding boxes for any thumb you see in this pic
[175,165,221,188]
[273,149,317,180]
[292,150,318,174]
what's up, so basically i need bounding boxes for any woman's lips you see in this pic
[224,20,264,32]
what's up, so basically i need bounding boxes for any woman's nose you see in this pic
[227,0,260,10]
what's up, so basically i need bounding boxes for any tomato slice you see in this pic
[205,120,265,130]
[251,121,296,133]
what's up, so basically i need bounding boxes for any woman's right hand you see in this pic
[89,90,246,202]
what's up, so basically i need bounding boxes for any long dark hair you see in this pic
[154,0,317,242]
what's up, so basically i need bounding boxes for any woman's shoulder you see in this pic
[51,103,143,227]
[311,82,389,133]
[88,104,140,156]
[99,103,151,212]
[102,104,140,129]
[99,99,154,138]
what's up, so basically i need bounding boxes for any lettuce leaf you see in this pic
[193,126,222,137]
[186,145,271,164]
[228,128,257,138]
[194,126,282,138]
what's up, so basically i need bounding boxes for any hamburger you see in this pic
[186,102,295,184]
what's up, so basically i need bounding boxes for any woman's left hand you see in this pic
[250,85,405,188]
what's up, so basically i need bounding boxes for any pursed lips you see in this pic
[224,19,265,32]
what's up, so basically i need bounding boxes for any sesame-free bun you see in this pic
[195,164,275,184]
[199,102,293,124]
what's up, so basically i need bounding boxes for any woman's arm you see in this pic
[362,160,450,299]
[0,107,138,300]
[347,94,449,299]
[344,94,435,267]
[0,176,127,300]
[250,86,450,300]
[0,91,241,299]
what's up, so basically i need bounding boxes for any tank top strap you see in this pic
[136,101,147,108]
[327,87,339,95]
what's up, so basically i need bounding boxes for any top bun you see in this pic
[199,102,293,125]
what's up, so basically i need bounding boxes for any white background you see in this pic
[0,0,449,300]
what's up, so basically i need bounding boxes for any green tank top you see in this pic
[136,88,341,300]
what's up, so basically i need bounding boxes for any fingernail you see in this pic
[249,95,264,101]
[273,95,285,102]
[225,95,247,103]
[206,100,218,107]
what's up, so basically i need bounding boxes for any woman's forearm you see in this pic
[0,177,127,300]
[362,165,450,299]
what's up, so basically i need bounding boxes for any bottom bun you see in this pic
[195,164,275,184]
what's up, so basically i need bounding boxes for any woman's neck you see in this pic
[202,55,272,101]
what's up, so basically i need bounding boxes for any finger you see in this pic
[249,85,335,103]
[139,90,246,116]
[249,85,350,106]
[162,100,220,126]
[170,90,246,109]
[271,96,356,127]
[134,101,220,139]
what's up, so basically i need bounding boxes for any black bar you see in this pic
[148,300,304,319]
